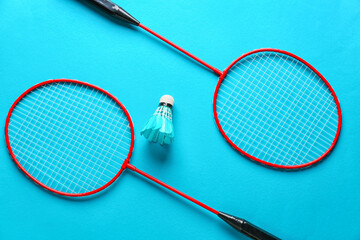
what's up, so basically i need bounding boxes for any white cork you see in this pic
[160,95,174,106]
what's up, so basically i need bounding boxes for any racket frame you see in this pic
[4,80,279,238]
[213,48,342,169]
[5,79,135,197]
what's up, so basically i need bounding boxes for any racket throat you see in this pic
[126,163,136,171]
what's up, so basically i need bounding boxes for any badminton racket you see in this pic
[82,0,342,169]
[6,79,279,240]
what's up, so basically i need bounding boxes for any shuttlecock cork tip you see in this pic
[160,95,174,106]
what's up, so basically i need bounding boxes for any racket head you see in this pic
[5,79,134,196]
[214,49,342,169]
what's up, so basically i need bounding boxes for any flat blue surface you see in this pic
[0,1,359,239]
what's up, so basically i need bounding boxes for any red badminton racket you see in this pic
[6,80,279,240]
[82,0,342,169]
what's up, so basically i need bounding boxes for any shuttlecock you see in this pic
[141,95,175,145]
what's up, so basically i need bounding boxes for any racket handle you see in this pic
[218,212,280,240]
[82,0,139,25]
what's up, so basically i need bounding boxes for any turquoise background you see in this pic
[0,0,359,239]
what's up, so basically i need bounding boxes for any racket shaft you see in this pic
[127,163,218,214]
[128,164,280,239]
[83,0,139,25]
[138,24,223,75]
[82,0,222,75]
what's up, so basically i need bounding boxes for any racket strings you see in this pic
[224,56,310,161]
[17,84,132,153]
[8,82,132,193]
[216,52,338,166]
[10,90,121,191]
[9,85,88,192]
[224,56,336,164]
[229,62,336,165]
[9,85,117,192]
[226,60,336,149]
[218,75,337,151]
[220,56,337,131]
[233,58,335,116]
[11,84,126,167]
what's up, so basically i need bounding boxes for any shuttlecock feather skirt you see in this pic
[141,105,174,145]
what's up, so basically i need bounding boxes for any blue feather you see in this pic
[141,104,174,145]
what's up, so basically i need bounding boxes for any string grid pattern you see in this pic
[216,52,338,166]
[154,105,172,121]
[8,82,132,194]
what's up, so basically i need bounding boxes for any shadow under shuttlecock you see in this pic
[144,141,174,163]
